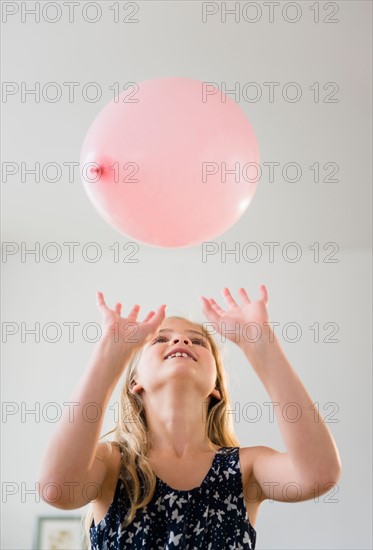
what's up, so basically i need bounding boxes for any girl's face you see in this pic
[131,319,219,399]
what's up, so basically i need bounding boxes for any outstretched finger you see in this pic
[142,310,155,323]
[261,285,269,306]
[222,287,239,309]
[238,288,251,305]
[126,304,141,321]
[146,304,167,323]
[114,303,122,315]
[96,291,109,311]
[209,298,226,317]
[200,296,221,324]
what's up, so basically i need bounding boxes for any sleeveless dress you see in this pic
[90,446,257,549]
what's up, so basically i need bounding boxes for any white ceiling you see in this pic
[2,1,371,251]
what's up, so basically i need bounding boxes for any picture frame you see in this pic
[33,515,85,550]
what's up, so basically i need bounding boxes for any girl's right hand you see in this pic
[96,291,167,358]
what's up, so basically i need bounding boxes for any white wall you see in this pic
[1,1,371,548]
[2,248,372,549]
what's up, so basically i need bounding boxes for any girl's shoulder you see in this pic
[95,441,123,497]
[91,441,124,526]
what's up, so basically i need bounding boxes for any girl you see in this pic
[37,286,342,550]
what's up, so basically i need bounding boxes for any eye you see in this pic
[153,336,167,343]
[192,339,205,346]
[152,336,208,347]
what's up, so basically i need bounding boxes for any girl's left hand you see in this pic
[199,286,270,348]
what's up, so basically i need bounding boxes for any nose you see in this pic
[171,335,191,345]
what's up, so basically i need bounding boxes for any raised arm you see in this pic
[37,292,167,510]
[200,286,342,504]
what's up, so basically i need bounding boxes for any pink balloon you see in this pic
[80,77,260,248]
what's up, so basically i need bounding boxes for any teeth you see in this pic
[166,352,192,360]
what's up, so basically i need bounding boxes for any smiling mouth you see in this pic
[166,356,194,360]
[164,350,197,361]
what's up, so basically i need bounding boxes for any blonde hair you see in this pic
[81,316,240,549]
